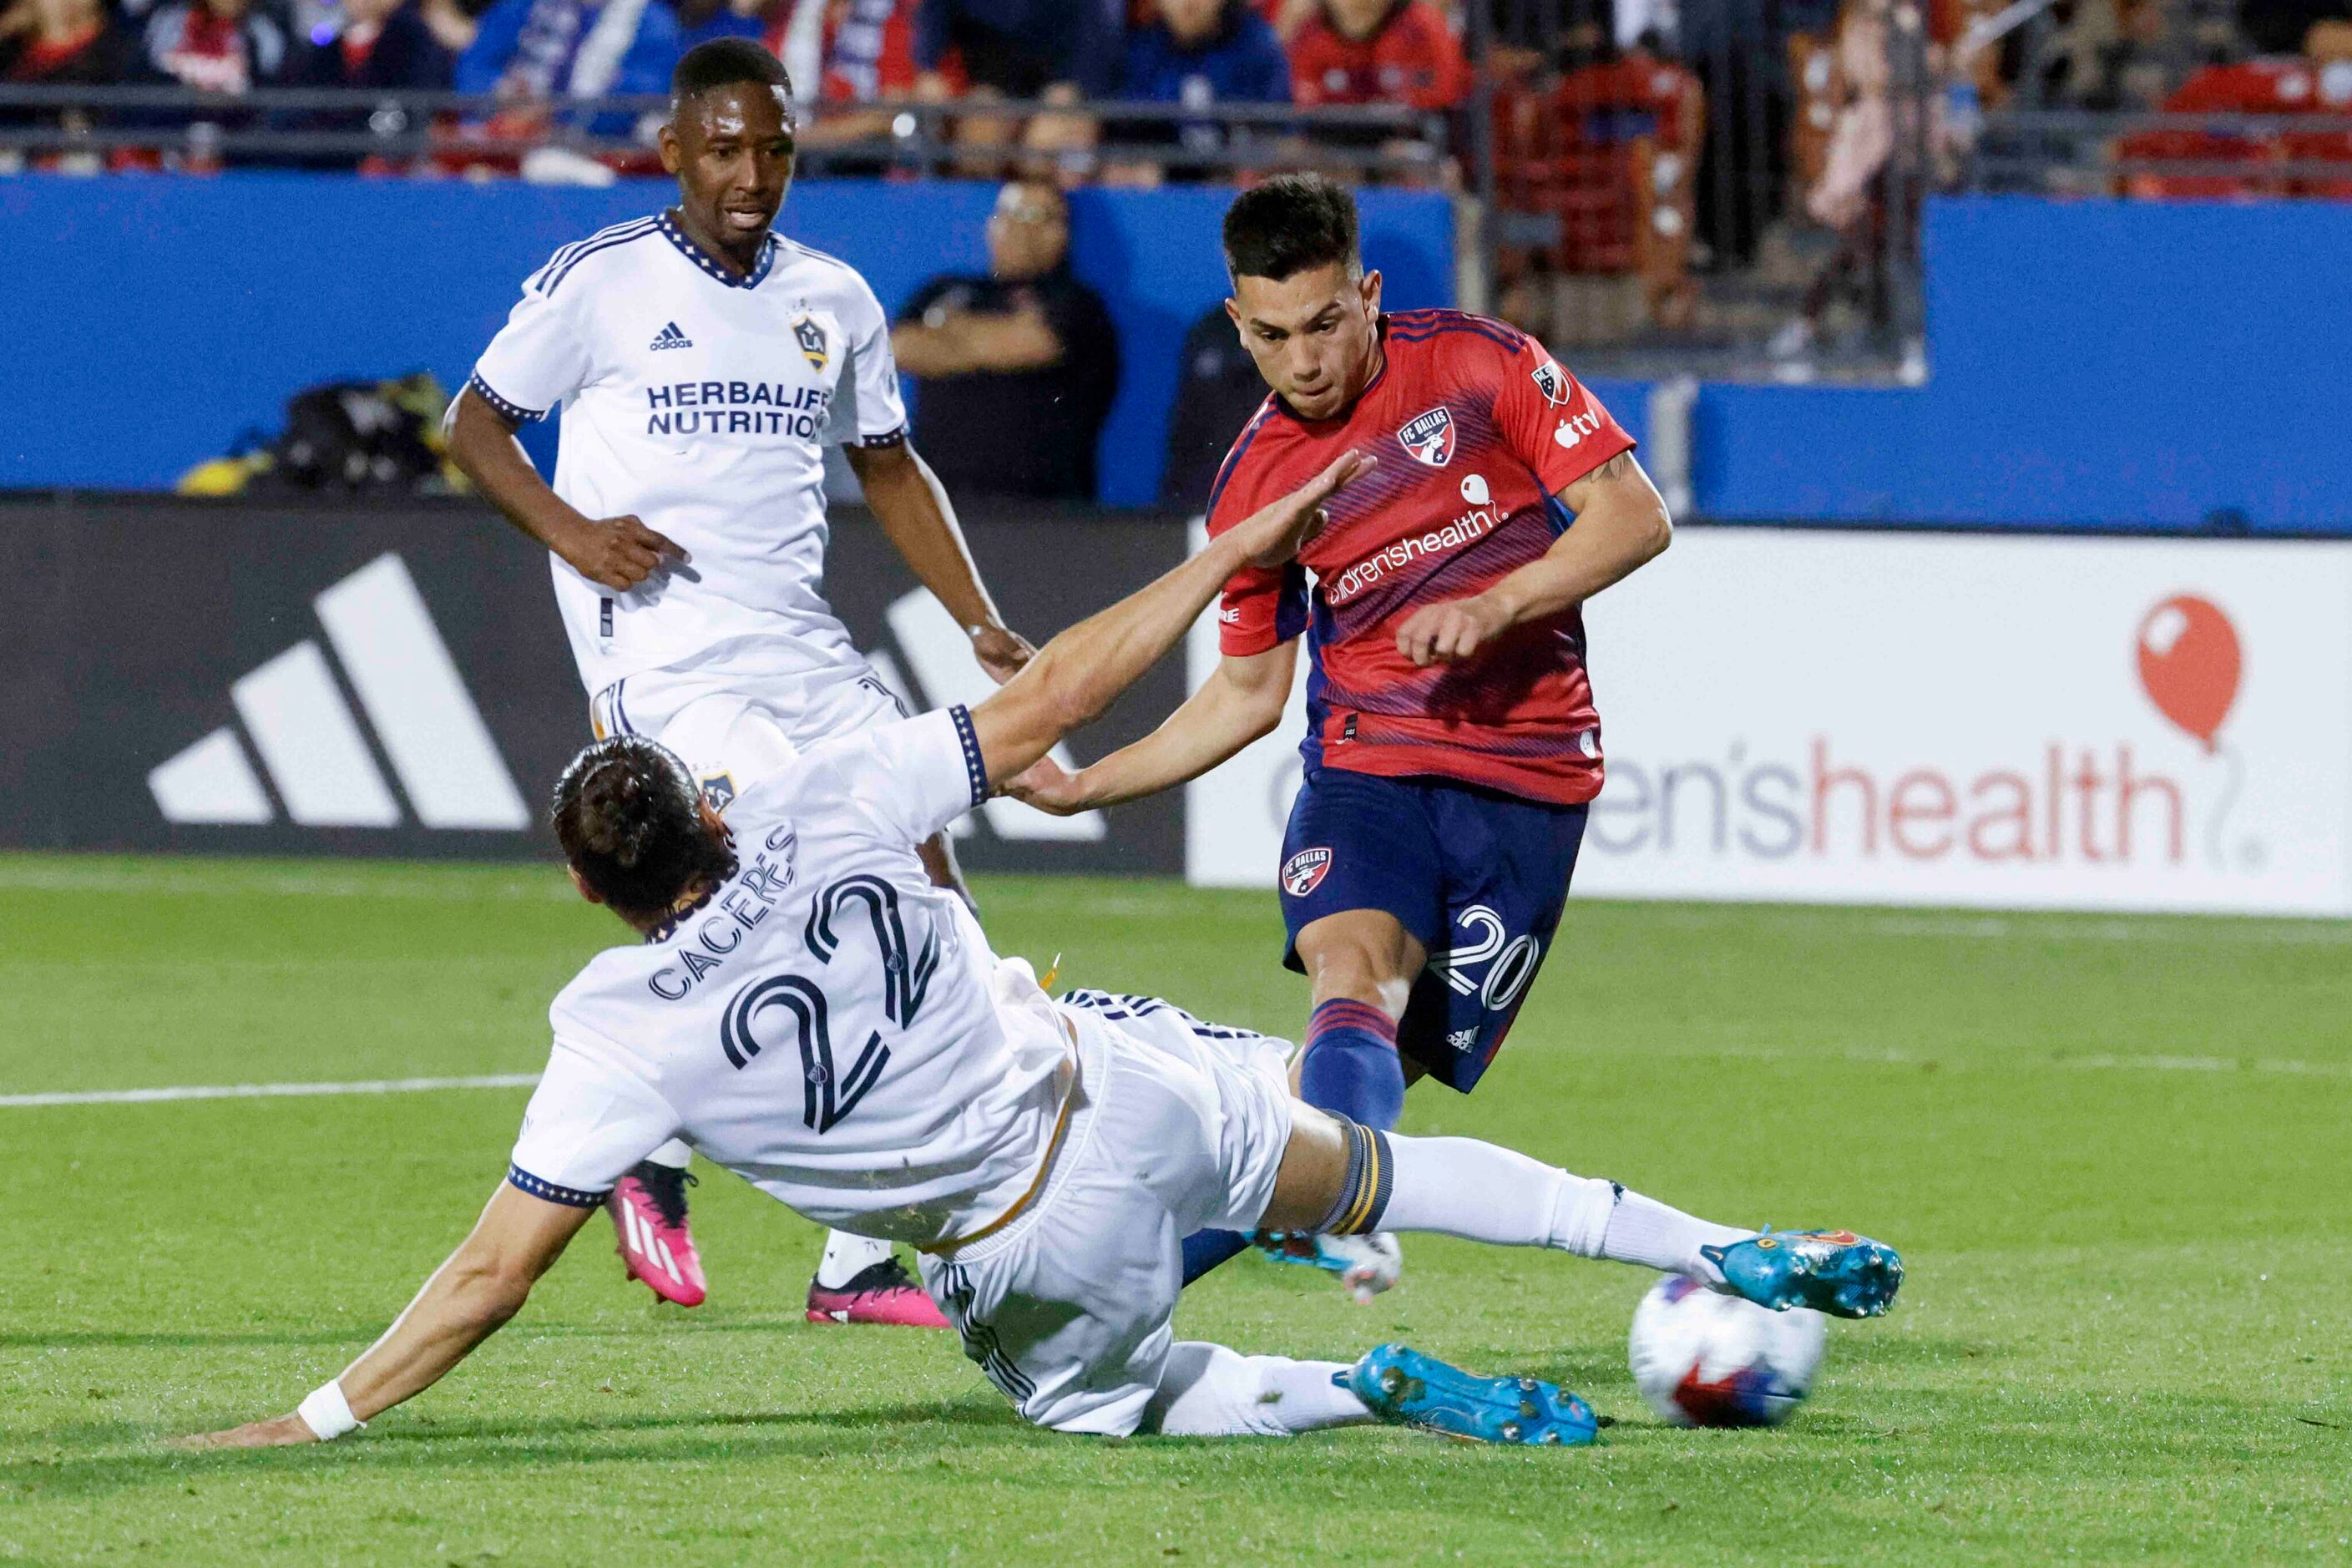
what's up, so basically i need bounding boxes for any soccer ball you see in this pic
[1627,1275,1827,1428]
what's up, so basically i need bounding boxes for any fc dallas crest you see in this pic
[1396,406,1456,467]
[1282,847,1333,897]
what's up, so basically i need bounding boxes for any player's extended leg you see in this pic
[1261,1104,1905,1321]
[1181,774,1441,1290]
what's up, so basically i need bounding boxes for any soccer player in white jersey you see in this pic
[448,39,1034,1328]
[187,453,1902,1454]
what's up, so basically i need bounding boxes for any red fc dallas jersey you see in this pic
[1206,309,1634,807]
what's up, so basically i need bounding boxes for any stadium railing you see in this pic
[0,86,1449,180]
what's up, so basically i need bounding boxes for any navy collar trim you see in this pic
[643,852,741,945]
[658,210,776,289]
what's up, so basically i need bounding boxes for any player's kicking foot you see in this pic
[609,1162,707,1308]
[1702,1228,1904,1319]
[1255,1231,1404,1302]
[1346,1344,1598,1447]
[804,1257,949,1328]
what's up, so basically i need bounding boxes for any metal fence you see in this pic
[0,83,1445,179]
[1462,0,1935,384]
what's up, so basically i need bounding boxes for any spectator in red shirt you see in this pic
[0,0,137,168]
[1287,0,1464,180]
[1287,0,1467,111]
[141,0,288,94]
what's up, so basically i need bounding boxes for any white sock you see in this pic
[1596,1190,1753,1284]
[1379,1135,1751,1279]
[814,1231,895,1289]
[645,1139,692,1171]
[1146,1343,1373,1437]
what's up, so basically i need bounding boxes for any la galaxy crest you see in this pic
[792,316,829,372]
[700,771,738,813]
[1397,405,1456,467]
[1282,847,1333,898]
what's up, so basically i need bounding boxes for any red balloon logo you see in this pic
[2137,595,2242,752]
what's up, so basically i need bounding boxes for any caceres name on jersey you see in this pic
[1205,309,1636,807]
[508,706,1078,1246]
[469,212,909,699]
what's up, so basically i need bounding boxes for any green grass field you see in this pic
[4,854,2349,1565]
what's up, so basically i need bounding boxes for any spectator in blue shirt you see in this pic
[1107,0,1290,184]
[456,0,681,139]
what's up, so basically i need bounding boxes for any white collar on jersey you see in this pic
[656,210,777,290]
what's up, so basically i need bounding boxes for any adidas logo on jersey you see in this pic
[145,554,529,832]
[649,321,694,351]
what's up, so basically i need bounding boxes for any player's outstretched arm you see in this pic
[968,452,1371,789]
[446,388,688,594]
[177,1183,593,1449]
[1393,450,1672,667]
[1004,643,1297,815]
[847,438,1035,683]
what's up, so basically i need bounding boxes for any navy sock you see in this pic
[1296,998,1405,1131]
[1180,1227,1252,1285]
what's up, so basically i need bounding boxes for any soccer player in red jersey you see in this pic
[1014,174,1679,1295]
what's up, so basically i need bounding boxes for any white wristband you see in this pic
[296,1379,365,1441]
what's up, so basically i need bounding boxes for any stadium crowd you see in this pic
[0,0,1477,178]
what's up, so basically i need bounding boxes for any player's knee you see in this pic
[1300,943,1410,1016]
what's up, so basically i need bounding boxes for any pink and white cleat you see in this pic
[804,1257,949,1328]
[609,1162,707,1308]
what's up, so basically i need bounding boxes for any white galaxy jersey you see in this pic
[508,706,1074,1243]
[470,212,910,696]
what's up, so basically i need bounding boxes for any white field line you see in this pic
[0,1073,540,1109]
[1633,1042,2352,1080]
[10,1046,2350,1111]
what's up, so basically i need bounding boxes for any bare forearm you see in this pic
[977,534,1251,786]
[855,443,1003,632]
[336,1260,528,1421]
[1489,480,1672,628]
[1067,661,1288,807]
[448,389,590,554]
[889,322,969,378]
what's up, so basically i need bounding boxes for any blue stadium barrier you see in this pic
[1682,196,2352,533]
[0,174,1455,504]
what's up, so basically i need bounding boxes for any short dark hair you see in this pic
[671,38,793,104]
[552,736,735,925]
[1222,174,1361,284]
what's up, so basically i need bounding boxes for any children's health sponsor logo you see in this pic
[1324,504,1501,605]
[1589,596,2254,877]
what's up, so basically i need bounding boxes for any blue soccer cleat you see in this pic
[1345,1343,1599,1446]
[1701,1228,1904,1319]
[1254,1231,1404,1302]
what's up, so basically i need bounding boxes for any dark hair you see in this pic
[1222,174,1360,284]
[551,736,735,925]
[671,38,794,104]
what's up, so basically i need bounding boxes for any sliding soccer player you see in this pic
[1011,175,1673,1297]
[186,453,1899,1454]
[447,38,1029,1328]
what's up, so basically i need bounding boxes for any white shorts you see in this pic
[588,639,907,808]
[918,993,1298,1437]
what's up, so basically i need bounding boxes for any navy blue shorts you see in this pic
[1277,768,1588,1094]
